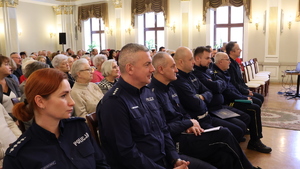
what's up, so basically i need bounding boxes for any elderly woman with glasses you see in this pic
[98,59,120,94]
[70,59,104,118]
[91,54,107,83]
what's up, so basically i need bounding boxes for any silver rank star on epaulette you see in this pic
[113,88,119,95]
[9,137,26,153]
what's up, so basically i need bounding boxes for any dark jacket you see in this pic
[4,117,110,169]
[171,69,212,119]
[97,77,179,169]
[227,57,249,95]
[149,77,193,142]
[212,64,248,104]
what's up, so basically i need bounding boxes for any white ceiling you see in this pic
[20,0,108,6]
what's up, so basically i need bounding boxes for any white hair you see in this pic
[101,59,117,77]
[51,54,68,68]
[93,54,107,67]
[71,58,89,80]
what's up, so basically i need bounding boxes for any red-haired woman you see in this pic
[3,68,110,169]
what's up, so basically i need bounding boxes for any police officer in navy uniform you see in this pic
[212,52,272,154]
[96,43,189,169]
[193,46,250,137]
[149,52,261,169]
[3,68,110,169]
[170,47,244,142]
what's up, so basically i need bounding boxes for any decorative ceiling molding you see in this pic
[0,0,19,7]
[52,5,74,15]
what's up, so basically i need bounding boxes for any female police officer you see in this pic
[3,68,110,169]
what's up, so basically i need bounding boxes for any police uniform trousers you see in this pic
[250,92,264,107]
[179,127,254,169]
[230,102,263,140]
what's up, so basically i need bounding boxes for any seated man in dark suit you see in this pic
[149,52,261,169]
[226,41,264,107]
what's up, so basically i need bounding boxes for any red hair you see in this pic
[13,68,67,121]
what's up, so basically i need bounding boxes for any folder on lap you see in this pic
[210,109,240,119]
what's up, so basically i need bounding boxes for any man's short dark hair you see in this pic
[194,46,210,57]
[20,52,26,56]
[66,48,71,52]
[226,41,237,55]
[159,46,165,51]
[205,45,212,49]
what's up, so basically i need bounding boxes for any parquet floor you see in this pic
[240,83,300,169]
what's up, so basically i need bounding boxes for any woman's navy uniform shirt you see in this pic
[3,117,110,169]
[97,77,179,169]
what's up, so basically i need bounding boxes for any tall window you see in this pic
[214,6,244,56]
[84,18,106,52]
[138,12,165,50]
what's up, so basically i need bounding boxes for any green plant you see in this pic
[87,41,97,52]
[145,39,156,50]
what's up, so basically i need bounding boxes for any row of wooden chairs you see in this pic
[242,58,271,96]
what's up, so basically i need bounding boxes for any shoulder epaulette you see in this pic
[6,136,30,157]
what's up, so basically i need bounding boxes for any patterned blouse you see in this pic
[98,78,119,94]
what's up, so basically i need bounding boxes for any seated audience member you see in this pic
[20,52,27,59]
[149,52,261,169]
[51,54,75,87]
[91,54,107,83]
[218,42,227,52]
[98,59,119,94]
[97,43,190,169]
[77,50,84,57]
[0,56,21,115]
[66,48,74,56]
[67,56,74,71]
[36,56,46,63]
[71,54,80,61]
[159,46,166,52]
[8,58,19,84]
[212,52,272,153]
[90,48,99,60]
[226,41,264,107]
[0,104,21,168]
[3,68,110,169]
[81,55,92,65]
[19,58,35,84]
[71,59,104,118]
[193,46,250,137]
[107,49,117,60]
[10,52,23,81]
[19,61,49,99]
[171,47,244,142]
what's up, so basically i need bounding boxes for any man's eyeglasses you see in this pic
[80,68,94,72]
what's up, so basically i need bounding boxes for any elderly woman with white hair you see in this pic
[91,54,107,83]
[98,59,119,94]
[51,54,75,87]
[70,59,104,118]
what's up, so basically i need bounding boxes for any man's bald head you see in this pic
[173,46,192,62]
[152,52,170,71]
[173,47,194,73]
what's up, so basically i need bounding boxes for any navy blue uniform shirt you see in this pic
[212,64,248,104]
[171,69,212,119]
[3,117,110,169]
[97,77,179,169]
[193,65,226,109]
[148,77,193,142]
[227,57,249,95]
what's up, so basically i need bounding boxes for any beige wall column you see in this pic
[0,0,19,56]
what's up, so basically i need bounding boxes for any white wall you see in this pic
[17,2,57,53]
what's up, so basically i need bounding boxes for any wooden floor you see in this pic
[240,83,300,169]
